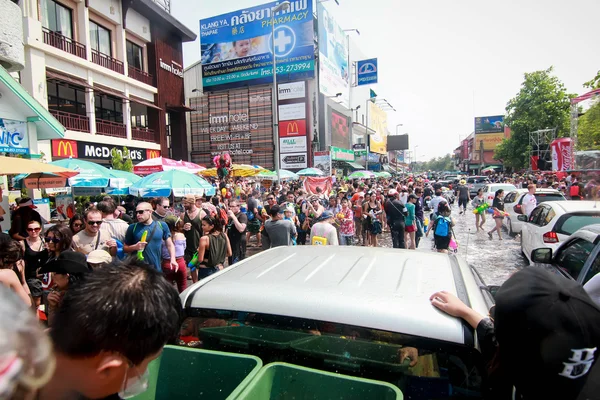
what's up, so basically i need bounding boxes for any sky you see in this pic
[172,0,600,162]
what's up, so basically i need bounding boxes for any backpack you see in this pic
[434,216,452,237]
[569,184,580,197]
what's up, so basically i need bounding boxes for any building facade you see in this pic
[18,0,195,165]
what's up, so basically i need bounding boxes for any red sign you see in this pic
[279,119,306,138]
[146,149,161,159]
[52,139,78,158]
[551,138,573,171]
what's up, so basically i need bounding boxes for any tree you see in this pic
[577,99,600,150]
[584,70,600,90]
[417,154,454,171]
[494,67,574,170]
[110,147,133,172]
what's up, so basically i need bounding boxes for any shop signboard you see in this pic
[51,139,154,162]
[368,102,388,154]
[474,115,504,134]
[199,0,314,89]
[280,152,307,169]
[474,133,504,151]
[0,119,28,154]
[278,119,306,137]
[317,1,349,107]
[280,136,307,153]
[278,81,305,100]
[33,198,50,222]
[330,146,354,161]
[314,151,331,175]
[357,58,378,86]
[278,103,306,121]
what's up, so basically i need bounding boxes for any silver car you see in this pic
[179,246,494,399]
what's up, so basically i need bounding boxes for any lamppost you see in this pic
[271,0,290,184]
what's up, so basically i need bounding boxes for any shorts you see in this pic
[458,198,468,208]
[27,279,43,298]
[247,218,262,234]
[405,224,416,233]
[434,235,451,250]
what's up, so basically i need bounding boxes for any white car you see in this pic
[482,183,517,205]
[503,189,566,235]
[519,201,600,264]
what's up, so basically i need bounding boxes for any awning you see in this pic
[130,95,162,110]
[342,161,363,170]
[167,103,194,112]
[46,69,92,89]
[352,122,376,136]
[94,84,127,100]
[0,65,65,140]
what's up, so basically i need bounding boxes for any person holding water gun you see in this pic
[471,188,488,232]
[488,189,507,241]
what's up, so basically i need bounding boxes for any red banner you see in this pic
[303,177,332,196]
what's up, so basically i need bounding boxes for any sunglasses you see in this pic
[161,205,171,209]
[26,227,41,232]
[45,237,60,243]
[87,221,103,226]
[136,209,152,215]
[73,223,83,227]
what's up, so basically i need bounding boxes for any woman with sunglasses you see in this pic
[69,214,85,235]
[22,220,48,307]
[41,224,73,293]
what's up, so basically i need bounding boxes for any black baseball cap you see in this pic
[38,251,90,275]
[494,267,600,399]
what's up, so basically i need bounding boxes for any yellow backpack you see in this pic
[311,235,328,245]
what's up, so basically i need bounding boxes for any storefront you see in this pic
[50,138,160,166]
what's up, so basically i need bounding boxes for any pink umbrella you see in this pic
[134,157,205,175]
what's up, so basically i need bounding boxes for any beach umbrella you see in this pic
[256,169,299,180]
[1,156,78,189]
[50,159,113,187]
[348,170,376,179]
[375,171,392,178]
[199,164,267,178]
[296,168,324,177]
[133,156,205,175]
[129,170,215,197]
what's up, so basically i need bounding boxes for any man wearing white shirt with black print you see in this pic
[521,184,537,217]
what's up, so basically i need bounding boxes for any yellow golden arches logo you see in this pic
[287,122,299,135]
[56,140,75,157]
[146,149,161,159]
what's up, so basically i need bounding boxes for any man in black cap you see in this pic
[9,197,43,241]
[430,267,600,399]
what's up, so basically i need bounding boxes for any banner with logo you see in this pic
[280,136,307,153]
[474,115,504,134]
[199,0,314,89]
[330,146,354,161]
[474,133,504,151]
[278,119,306,137]
[368,102,388,154]
[278,81,305,100]
[357,58,378,86]
[0,119,29,154]
[277,80,309,170]
[314,151,331,175]
[317,1,349,107]
[52,139,156,162]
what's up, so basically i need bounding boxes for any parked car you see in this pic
[530,224,600,286]
[466,176,490,197]
[179,246,494,400]
[482,183,517,205]
[519,201,600,264]
[503,189,566,235]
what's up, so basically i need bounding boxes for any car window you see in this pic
[554,213,600,236]
[582,254,600,285]
[505,192,517,203]
[529,206,544,224]
[534,193,565,203]
[555,239,595,280]
[497,185,516,193]
[537,206,551,227]
[467,178,475,184]
[477,178,489,183]
[483,185,489,192]
[179,311,486,400]
[541,208,556,226]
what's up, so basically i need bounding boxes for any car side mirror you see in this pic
[517,215,528,222]
[531,248,553,263]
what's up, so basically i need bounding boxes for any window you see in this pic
[504,192,517,204]
[46,79,87,116]
[126,40,144,70]
[554,213,600,236]
[90,20,111,56]
[94,93,123,123]
[583,252,600,285]
[179,311,485,400]
[41,0,73,38]
[130,102,148,128]
[555,239,595,281]
[528,206,544,224]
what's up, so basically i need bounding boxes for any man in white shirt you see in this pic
[429,189,446,216]
[522,184,537,217]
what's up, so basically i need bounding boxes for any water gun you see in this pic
[187,252,198,271]
[473,204,489,215]
[115,239,125,260]
[137,230,148,261]
[493,209,509,217]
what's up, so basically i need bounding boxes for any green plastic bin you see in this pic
[236,362,403,400]
[291,336,411,373]
[199,326,312,350]
[130,345,262,400]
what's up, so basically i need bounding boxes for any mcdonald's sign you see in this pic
[278,119,306,138]
[146,149,161,159]
[52,139,78,158]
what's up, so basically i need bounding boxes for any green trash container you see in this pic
[199,326,312,350]
[236,362,403,400]
[130,345,262,400]
[291,335,411,373]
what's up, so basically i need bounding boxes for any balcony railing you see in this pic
[132,127,155,142]
[91,49,124,74]
[50,109,89,132]
[42,28,86,59]
[128,66,154,86]
[96,119,126,138]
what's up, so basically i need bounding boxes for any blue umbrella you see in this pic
[105,170,142,195]
[129,170,216,197]
[50,159,112,187]
[296,168,325,177]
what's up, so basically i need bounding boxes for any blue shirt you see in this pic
[125,221,170,271]
[405,203,416,226]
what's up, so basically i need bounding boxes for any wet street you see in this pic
[246,203,528,287]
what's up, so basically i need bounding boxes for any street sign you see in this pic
[280,153,307,169]
[357,58,378,86]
